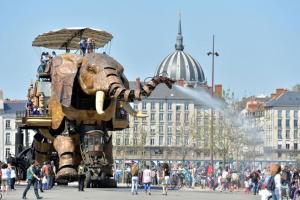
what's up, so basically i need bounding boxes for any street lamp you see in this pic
[207,35,219,172]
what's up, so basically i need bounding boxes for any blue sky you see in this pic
[0,0,299,99]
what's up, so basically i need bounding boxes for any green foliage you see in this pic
[292,84,300,91]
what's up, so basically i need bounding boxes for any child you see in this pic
[244,177,250,194]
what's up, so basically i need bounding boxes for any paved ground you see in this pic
[3,185,261,200]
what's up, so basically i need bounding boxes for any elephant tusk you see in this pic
[121,102,148,118]
[96,91,105,115]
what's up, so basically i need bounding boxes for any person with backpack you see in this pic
[268,164,281,200]
[22,161,43,199]
[250,170,260,195]
[281,166,291,199]
[131,162,139,195]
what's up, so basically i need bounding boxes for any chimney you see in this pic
[0,90,3,112]
[271,93,276,99]
[135,77,141,90]
[177,79,184,86]
[214,84,222,97]
[275,88,287,98]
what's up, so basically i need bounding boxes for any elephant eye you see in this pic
[87,65,97,73]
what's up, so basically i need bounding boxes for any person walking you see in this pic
[142,165,152,195]
[10,166,16,190]
[162,163,170,195]
[1,163,9,194]
[268,164,281,200]
[131,162,139,195]
[78,161,87,191]
[22,161,43,199]
[48,161,56,189]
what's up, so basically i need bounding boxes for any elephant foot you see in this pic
[56,167,78,183]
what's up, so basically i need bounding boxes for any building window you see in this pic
[295,111,298,119]
[134,103,138,110]
[176,136,181,146]
[150,138,155,146]
[142,102,146,110]
[159,126,163,134]
[116,138,120,145]
[167,136,172,146]
[167,113,172,121]
[286,110,290,119]
[159,102,164,111]
[184,113,189,122]
[294,143,298,150]
[168,103,172,110]
[134,124,138,132]
[151,102,155,110]
[5,120,11,129]
[295,120,298,128]
[184,103,189,111]
[125,138,129,145]
[159,136,163,145]
[286,119,290,128]
[150,126,155,135]
[286,130,290,140]
[133,138,137,145]
[278,119,282,128]
[176,113,180,122]
[5,148,10,158]
[167,126,172,134]
[286,143,290,150]
[5,132,11,145]
[150,113,155,121]
[159,113,164,121]
[184,136,189,145]
[278,110,282,118]
[278,144,282,149]
[176,105,181,111]
[294,130,298,139]
[278,129,282,140]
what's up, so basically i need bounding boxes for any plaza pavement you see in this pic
[4,185,261,200]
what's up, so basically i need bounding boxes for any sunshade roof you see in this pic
[32,27,113,50]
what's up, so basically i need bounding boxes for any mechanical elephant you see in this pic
[44,53,174,182]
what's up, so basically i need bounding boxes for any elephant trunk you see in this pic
[108,76,175,102]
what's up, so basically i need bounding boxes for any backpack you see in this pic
[78,165,86,175]
[48,164,55,176]
[281,170,288,182]
[267,176,276,191]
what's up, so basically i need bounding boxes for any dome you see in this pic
[155,17,206,84]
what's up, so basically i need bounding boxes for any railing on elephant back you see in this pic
[16,109,52,128]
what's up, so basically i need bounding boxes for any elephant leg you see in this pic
[33,132,53,164]
[53,135,78,182]
[101,136,116,188]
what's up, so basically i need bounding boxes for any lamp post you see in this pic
[207,35,219,172]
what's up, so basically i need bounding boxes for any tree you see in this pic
[292,84,300,91]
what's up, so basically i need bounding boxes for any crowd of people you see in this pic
[0,160,56,199]
[112,161,300,199]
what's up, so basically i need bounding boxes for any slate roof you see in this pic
[3,100,27,114]
[265,91,300,108]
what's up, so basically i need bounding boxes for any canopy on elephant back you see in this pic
[32,27,113,50]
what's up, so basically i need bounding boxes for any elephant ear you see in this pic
[51,54,83,107]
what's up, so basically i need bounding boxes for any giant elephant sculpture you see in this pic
[31,52,174,183]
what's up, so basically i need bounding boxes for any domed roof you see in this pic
[155,17,206,84]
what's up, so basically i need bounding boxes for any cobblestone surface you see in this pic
[4,185,261,200]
